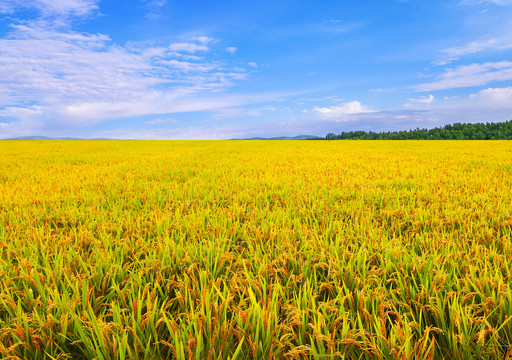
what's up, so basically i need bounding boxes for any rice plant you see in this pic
[0,140,511,359]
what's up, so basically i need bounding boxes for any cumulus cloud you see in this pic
[413,61,512,91]
[468,86,512,106]
[302,87,512,134]
[226,47,237,54]
[405,86,512,112]
[312,101,374,117]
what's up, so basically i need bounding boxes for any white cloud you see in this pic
[0,105,43,118]
[0,3,13,14]
[0,21,255,136]
[413,61,512,91]
[468,86,512,106]
[433,39,499,65]
[0,0,99,17]
[404,86,512,113]
[312,101,374,117]
[404,94,435,108]
[248,62,258,68]
[211,108,262,120]
[441,39,499,58]
[168,43,209,53]
[145,117,175,125]
[0,24,158,109]
[157,59,217,73]
[305,109,445,131]
[194,36,215,44]
[0,105,48,137]
[323,19,343,24]
[60,91,288,121]
[369,87,397,93]
[210,105,277,120]
[461,0,512,5]
[384,87,512,130]
[92,125,260,140]
[142,0,167,19]
[226,47,237,54]
[432,36,512,66]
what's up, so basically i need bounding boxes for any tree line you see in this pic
[323,120,512,140]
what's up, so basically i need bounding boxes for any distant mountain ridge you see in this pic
[231,135,321,140]
[3,135,321,140]
[3,136,113,140]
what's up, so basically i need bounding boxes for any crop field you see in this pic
[1,140,512,360]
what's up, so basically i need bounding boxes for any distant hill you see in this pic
[3,135,321,141]
[232,135,321,140]
[3,136,113,140]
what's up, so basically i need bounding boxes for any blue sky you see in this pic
[1,0,512,139]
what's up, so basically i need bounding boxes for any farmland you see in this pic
[1,140,512,359]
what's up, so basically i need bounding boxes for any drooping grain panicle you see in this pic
[0,140,511,359]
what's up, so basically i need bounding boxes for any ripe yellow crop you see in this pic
[0,140,511,359]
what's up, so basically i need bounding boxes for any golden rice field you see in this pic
[1,140,512,360]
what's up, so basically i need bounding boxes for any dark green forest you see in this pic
[323,120,512,140]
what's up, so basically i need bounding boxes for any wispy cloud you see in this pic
[92,125,246,140]
[168,43,209,53]
[142,0,167,19]
[432,36,512,66]
[304,109,444,132]
[369,87,397,93]
[91,122,296,140]
[156,59,217,73]
[0,105,43,119]
[404,94,435,108]
[317,20,362,34]
[413,61,512,91]
[404,87,512,113]
[210,108,262,120]
[210,105,277,120]
[0,19,255,137]
[461,0,512,5]
[145,117,175,125]
[433,39,499,65]
[0,0,99,17]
